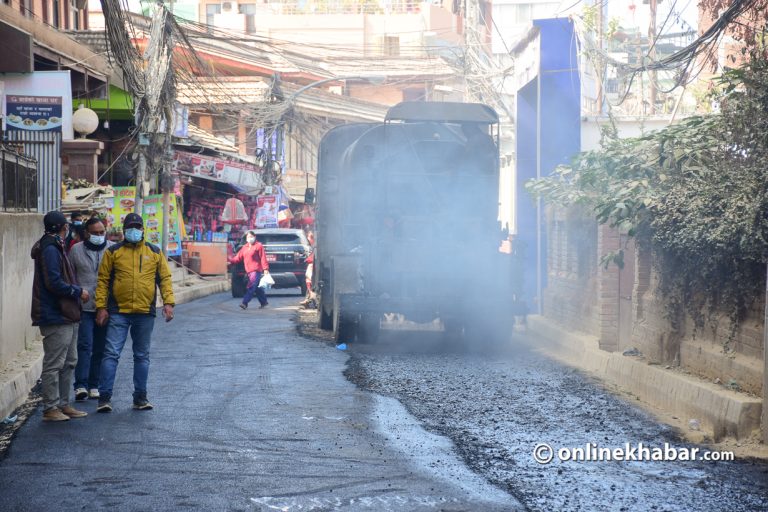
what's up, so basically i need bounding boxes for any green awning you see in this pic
[72,84,134,121]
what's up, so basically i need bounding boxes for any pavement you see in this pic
[342,323,768,512]
[0,293,520,511]
[0,266,229,422]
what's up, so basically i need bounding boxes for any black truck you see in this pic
[315,101,512,343]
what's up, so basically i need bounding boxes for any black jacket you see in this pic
[31,234,83,326]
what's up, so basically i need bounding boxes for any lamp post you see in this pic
[281,75,385,202]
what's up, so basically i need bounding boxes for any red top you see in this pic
[229,242,269,273]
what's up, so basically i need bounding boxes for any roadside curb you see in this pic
[0,345,43,421]
[525,315,762,441]
[173,278,231,305]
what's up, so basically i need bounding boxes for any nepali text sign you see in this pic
[256,195,278,228]
[172,150,263,189]
[5,95,63,131]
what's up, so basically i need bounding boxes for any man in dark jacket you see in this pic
[31,211,90,422]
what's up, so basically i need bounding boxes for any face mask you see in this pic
[89,235,106,245]
[55,227,69,241]
[73,220,83,226]
[125,228,143,243]
[246,236,256,244]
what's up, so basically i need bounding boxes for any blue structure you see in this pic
[515,18,582,313]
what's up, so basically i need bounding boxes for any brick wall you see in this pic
[541,206,764,395]
[542,207,599,336]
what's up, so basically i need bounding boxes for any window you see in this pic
[206,3,221,32]
[239,3,256,33]
[70,0,79,29]
[42,0,48,23]
[255,234,305,245]
[52,0,60,27]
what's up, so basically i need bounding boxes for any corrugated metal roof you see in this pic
[176,77,271,106]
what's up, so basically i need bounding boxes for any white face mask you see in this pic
[246,236,256,244]
[89,235,106,245]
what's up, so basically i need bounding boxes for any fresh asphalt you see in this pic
[0,293,520,511]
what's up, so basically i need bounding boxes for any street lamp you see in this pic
[279,75,386,203]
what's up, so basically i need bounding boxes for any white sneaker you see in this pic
[74,388,88,401]
[88,388,100,399]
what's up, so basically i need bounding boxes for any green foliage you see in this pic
[526,53,768,335]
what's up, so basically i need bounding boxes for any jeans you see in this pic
[40,323,78,411]
[74,311,107,391]
[99,313,155,401]
[242,271,268,307]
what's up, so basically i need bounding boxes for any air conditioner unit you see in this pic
[374,35,400,57]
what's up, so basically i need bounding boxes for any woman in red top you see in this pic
[228,231,270,310]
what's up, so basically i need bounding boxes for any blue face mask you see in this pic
[89,235,106,246]
[124,228,143,243]
[73,220,83,226]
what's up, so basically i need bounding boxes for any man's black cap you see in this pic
[43,211,68,233]
[123,212,144,228]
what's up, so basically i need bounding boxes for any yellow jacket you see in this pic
[95,240,175,315]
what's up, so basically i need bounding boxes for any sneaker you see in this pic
[96,401,113,413]
[133,397,154,410]
[59,405,88,418]
[239,303,248,310]
[259,302,268,309]
[88,389,100,399]
[74,388,88,401]
[42,408,70,422]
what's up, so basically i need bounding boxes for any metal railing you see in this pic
[0,145,38,212]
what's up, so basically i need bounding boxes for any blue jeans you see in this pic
[74,311,107,391]
[99,313,155,401]
[243,271,268,307]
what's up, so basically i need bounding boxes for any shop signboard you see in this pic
[256,195,278,228]
[104,186,183,256]
[1,71,74,139]
[5,95,63,131]
[173,150,263,190]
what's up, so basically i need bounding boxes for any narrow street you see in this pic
[1,293,767,511]
[0,293,516,512]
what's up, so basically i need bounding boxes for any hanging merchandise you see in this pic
[221,197,248,224]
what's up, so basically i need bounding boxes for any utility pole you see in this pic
[648,0,658,115]
[763,263,768,443]
[596,0,604,115]
[161,0,175,255]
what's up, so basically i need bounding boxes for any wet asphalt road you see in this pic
[340,329,768,512]
[0,293,519,512]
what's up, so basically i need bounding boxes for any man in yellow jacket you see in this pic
[94,213,175,412]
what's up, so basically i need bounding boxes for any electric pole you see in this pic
[648,0,658,115]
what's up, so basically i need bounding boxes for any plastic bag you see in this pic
[258,273,275,289]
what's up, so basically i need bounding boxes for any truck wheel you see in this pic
[231,275,245,298]
[319,307,333,330]
[359,313,381,344]
[299,281,308,297]
[333,307,358,343]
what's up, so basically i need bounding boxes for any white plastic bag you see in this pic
[258,273,275,289]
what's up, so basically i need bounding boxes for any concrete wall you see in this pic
[0,213,43,367]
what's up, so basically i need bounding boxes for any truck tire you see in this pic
[319,306,333,330]
[231,274,246,298]
[333,306,357,343]
[299,281,308,297]
[359,313,381,344]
